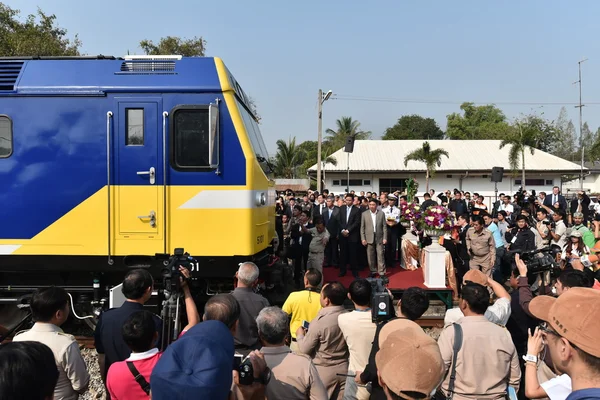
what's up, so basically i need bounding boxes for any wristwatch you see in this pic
[522,354,537,363]
[255,367,272,385]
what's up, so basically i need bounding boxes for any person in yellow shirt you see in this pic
[282,268,322,352]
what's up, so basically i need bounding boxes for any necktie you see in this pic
[347,206,351,222]
[553,195,557,204]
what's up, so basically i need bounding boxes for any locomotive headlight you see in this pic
[256,192,266,206]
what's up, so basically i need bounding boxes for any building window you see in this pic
[515,178,545,186]
[126,109,144,145]
[172,107,210,169]
[363,180,371,185]
[332,180,340,186]
[379,178,406,194]
[340,179,364,187]
[0,115,12,158]
[545,179,553,185]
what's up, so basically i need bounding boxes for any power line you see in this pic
[331,95,600,106]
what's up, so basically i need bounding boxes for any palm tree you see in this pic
[320,145,338,186]
[325,117,371,150]
[273,137,306,178]
[403,141,449,192]
[499,119,537,191]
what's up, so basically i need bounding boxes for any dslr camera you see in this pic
[366,277,393,323]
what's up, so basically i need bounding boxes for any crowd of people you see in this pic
[2,186,600,399]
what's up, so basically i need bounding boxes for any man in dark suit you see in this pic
[338,193,361,278]
[312,194,326,220]
[543,186,567,212]
[322,196,340,268]
[569,191,591,223]
[290,210,314,287]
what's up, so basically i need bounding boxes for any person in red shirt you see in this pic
[106,310,161,399]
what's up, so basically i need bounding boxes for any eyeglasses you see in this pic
[538,322,559,337]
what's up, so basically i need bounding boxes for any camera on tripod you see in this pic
[161,248,197,296]
[366,277,393,323]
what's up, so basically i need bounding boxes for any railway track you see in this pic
[72,317,445,349]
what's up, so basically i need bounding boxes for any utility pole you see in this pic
[316,89,332,193]
[574,58,587,191]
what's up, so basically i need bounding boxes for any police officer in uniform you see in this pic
[13,287,90,400]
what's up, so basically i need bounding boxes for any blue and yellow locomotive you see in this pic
[0,55,280,325]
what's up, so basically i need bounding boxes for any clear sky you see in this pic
[8,0,600,155]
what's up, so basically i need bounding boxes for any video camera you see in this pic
[160,248,197,296]
[366,277,393,323]
[514,247,561,277]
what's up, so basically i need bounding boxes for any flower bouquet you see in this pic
[399,201,411,227]
[418,205,454,237]
[400,202,422,228]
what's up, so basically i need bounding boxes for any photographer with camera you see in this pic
[534,208,552,250]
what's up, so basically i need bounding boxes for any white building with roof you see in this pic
[308,140,584,206]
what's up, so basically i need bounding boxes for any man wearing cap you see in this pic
[375,319,445,400]
[150,320,270,400]
[571,212,596,249]
[529,288,600,399]
[437,282,521,399]
[444,269,511,326]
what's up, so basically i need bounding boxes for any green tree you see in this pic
[297,140,337,184]
[382,114,444,140]
[273,137,307,178]
[0,4,82,56]
[325,117,371,150]
[552,107,576,160]
[139,36,206,57]
[403,141,449,192]
[446,102,511,140]
[580,122,597,161]
[499,116,553,191]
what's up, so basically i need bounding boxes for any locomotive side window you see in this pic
[126,109,144,145]
[172,107,210,168]
[0,115,12,158]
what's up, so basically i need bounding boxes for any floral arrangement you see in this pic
[418,205,454,232]
[405,177,419,202]
[402,202,422,224]
[399,201,410,222]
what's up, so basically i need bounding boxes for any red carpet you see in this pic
[322,267,450,291]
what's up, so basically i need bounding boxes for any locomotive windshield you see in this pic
[236,99,271,175]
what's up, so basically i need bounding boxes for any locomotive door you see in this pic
[115,99,163,243]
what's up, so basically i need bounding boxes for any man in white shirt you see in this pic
[338,279,377,400]
[13,287,90,400]
[444,269,512,326]
[549,210,568,251]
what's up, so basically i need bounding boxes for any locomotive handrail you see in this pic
[106,111,114,265]
[162,111,168,254]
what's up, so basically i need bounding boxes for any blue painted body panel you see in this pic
[0,58,247,239]
[15,58,221,94]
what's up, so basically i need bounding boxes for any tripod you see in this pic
[160,288,182,350]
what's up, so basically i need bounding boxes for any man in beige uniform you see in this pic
[437,282,520,399]
[256,306,327,399]
[14,287,89,400]
[297,281,349,400]
[466,215,496,278]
